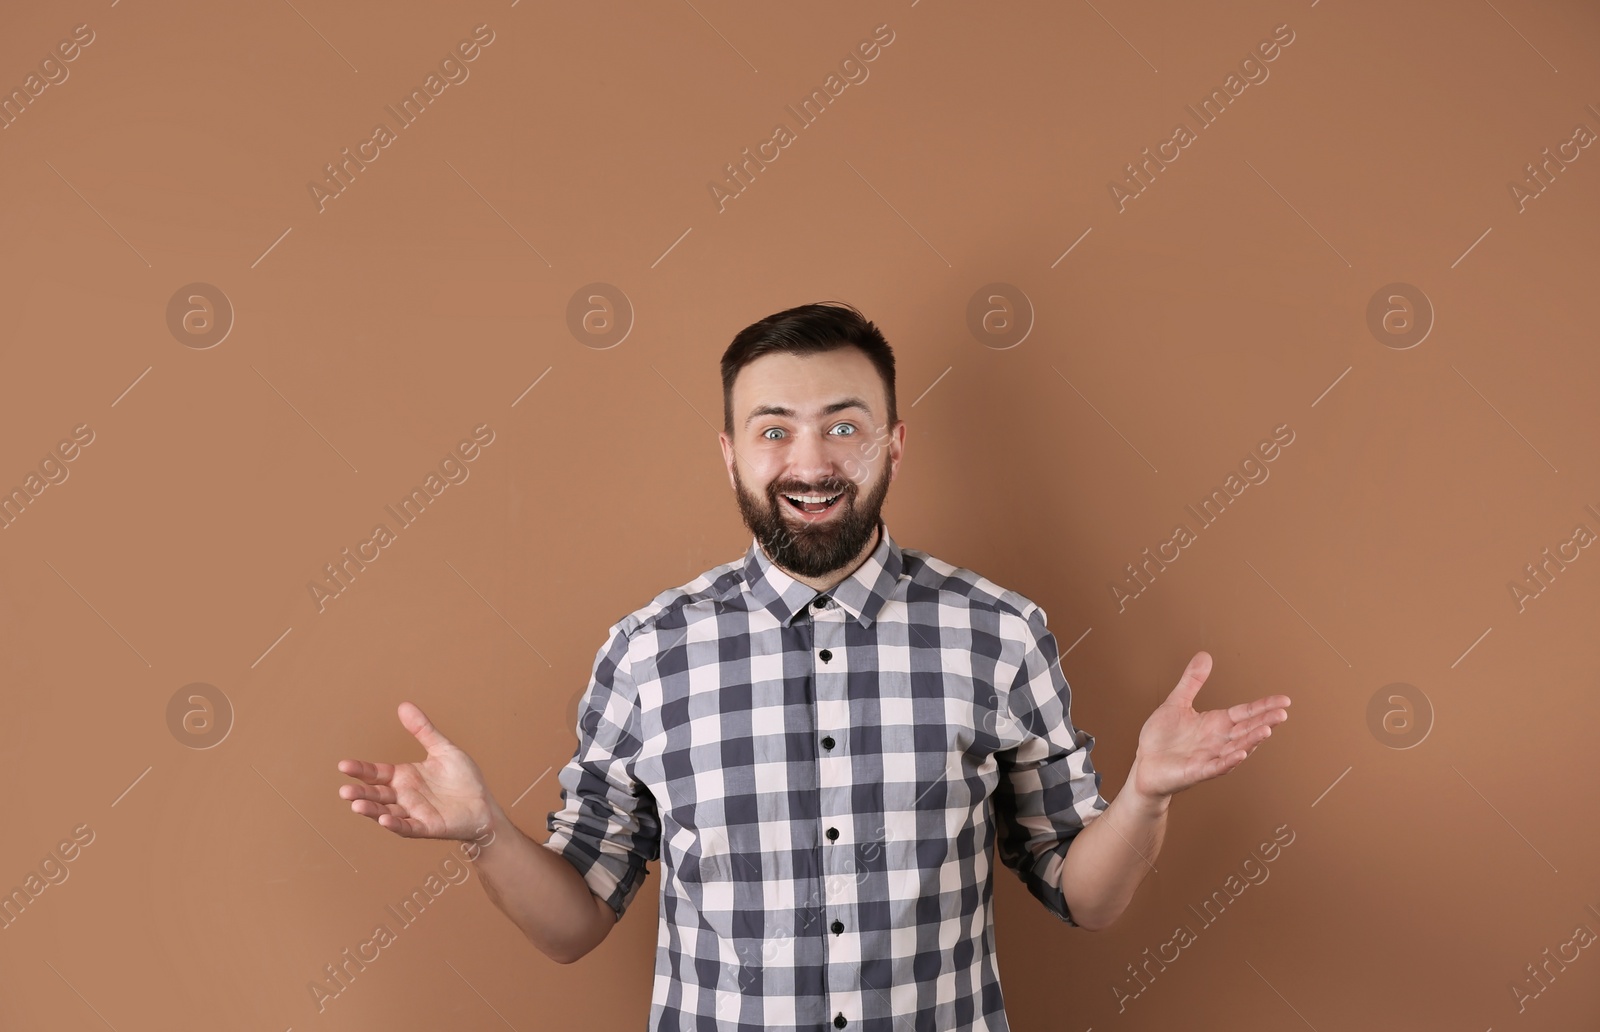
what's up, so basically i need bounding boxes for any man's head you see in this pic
[717,302,906,582]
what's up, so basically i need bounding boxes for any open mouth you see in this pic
[782,491,844,518]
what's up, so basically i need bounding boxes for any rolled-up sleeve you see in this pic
[992,604,1110,925]
[543,623,660,923]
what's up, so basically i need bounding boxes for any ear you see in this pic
[718,431,737,491]
[886,420,906,482]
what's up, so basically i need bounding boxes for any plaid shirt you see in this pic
[544,521,1109,1031]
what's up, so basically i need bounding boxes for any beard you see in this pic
[733,463,890,580]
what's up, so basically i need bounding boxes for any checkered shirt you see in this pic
[544,522,1109,1031]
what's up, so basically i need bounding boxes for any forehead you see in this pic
[732,348,886,418]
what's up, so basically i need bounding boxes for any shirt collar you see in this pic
[739,519,905,628]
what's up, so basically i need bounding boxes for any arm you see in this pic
[1057,755,1169,931]
[536,622,661,960]
[467,795,618,964]
[473,619,659,965]
[1060,651,1290,930]
[990,606,1115,928]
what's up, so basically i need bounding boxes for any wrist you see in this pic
[461,796,511,862]
[1125,756,1173,816]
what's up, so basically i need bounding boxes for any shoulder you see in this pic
[897,546,1047,628]
[605,554,749,648]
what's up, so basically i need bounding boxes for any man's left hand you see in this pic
[1128,651,1291,801]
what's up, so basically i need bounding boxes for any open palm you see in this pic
[1131,651,1291,800]
[337,701,495,840]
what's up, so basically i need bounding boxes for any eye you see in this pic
[762,427,785,440]
[830,423,857,436]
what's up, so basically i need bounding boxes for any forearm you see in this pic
[468,797,615,964]
[1059,757,1170,931]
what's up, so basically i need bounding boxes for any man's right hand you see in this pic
[337,701,498,842]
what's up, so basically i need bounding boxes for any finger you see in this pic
[349,798,420,836]
[398,701,456,755]
[339,782,397,805]
[1226,724,1277,754]
[1231,719,1278,742]
[1205,724,1276,773]
[1225,710,1289,741]
[1166,651,1213,710]
[337,758,395,786]
[1226,695,1292,722]
[347,797,403,822]
[376,812,425,837]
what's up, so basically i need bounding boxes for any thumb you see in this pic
[1166,651,1213,709]
[397,700,455,755]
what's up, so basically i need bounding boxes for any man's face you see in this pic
[718,347,905,580]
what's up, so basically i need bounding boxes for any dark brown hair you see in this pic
[720,301,897,434]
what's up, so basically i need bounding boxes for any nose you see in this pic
[787,428,838,489]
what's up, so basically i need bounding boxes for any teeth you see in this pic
[787,494,839,504]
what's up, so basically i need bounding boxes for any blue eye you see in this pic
[761,423,855,439]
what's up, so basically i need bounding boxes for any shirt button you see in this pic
[821,736,835,750]
[834,1015,847,1029]
[831,919,844,935]
[819,649,833,662]
[826,827,839,841]
[812,596,829,610]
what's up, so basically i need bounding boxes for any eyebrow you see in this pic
[744,397,873,429]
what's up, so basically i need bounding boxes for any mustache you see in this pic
[769,478,854,497]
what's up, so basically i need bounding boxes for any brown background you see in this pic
[2,0,1598,1029]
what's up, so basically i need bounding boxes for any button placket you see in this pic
[811,598,859,1009]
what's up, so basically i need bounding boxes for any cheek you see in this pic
[746,445,791,480]
[736,458,778,495]
[852,446,889,480]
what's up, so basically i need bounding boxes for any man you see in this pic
[337,301,1291,1031]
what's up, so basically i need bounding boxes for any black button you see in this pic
[831,920,844,935]
[819,649,833,662]
[826,827,839,841]
[834,1016,847,1029]
[821,736,835,750]
[812,596,829,610]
